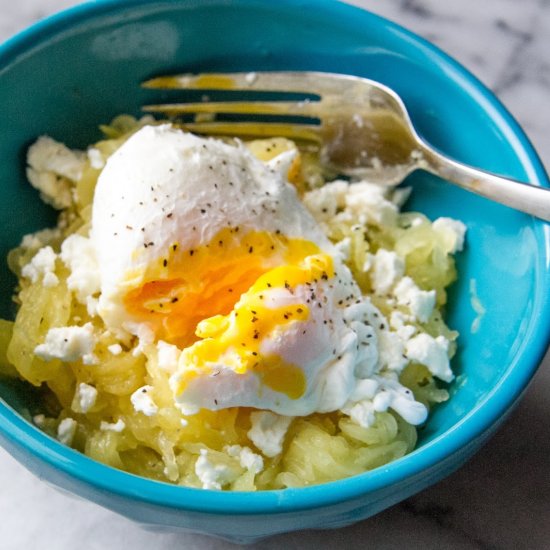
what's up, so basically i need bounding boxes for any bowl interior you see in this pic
[0,0,548,474]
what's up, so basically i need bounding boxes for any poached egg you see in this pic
[91,124,423,420]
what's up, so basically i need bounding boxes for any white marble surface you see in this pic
[1,1,549,549]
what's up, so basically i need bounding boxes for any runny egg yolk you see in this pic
[175,251,334,400]
[122,230,333,401]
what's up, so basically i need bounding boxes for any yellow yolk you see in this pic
[122,227,334,400]
[122,227,331,352]
[174,251,334,400]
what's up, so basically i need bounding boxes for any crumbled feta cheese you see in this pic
[108,343,122,355]
[342,375,428,427]
[26,136,86,209]
[157,340,181,372]
[302,180,349,221]
[406,333,453,382]
[389,311,416,341]
[224,445,264,474]
[394,277,436,323]
[20,228,62,251]
[377,330,408,372]
[87,147,105,169]
[21,246,58,286]
[34,323,96,363]
[72,382,98,413]
[100,419,126,432]
[57,418,77,446]
[26,169,73,210]
[369,249,405,294]
[82,353,99,365]
[60,234,101,303]
[341,399,377,428]
[195,449,235,490]
[433,217,467,253]
[131,385,158,416]
[247,411,293,458]
[343,181,398,226]
[304,180,399,227]
[238,447,264,474]
[28,136,86,181]
[126,323,155,357]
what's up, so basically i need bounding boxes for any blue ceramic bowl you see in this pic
[0,0,549,543]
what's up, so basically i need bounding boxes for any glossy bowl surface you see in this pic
[0,0,549,543]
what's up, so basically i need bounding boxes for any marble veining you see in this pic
[0,1,549,549]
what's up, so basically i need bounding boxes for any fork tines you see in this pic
[140,71,350,141]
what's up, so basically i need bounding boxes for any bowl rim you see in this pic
[0,0,549,516]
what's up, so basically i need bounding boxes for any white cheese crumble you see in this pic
[72,382,98,413]
[195,449,235,490]
[27,136,86,209]
[130,385,158,416]
[57,418,77,446]
[377,330,408,372]
[341,375,428,427]
[21,246,59,287]
[108,343,123,355]
[369,249,405,294]
[87,147,105,169]
[247,411,293,458]
[60,234,101,303]
[389,311,416,341]
[433,217,467,253]
[303,180,398,227]
[394,276,436,323]
[157,340,181,372]
[28,136,85,181]
[224,445,264,474]
[20,227,62,251]
[100,419,126,432]
[34,323,96,363]
[406,333,453,383]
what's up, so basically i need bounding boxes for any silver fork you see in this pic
[143,71,550,222]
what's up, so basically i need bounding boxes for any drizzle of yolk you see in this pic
[123,228,321,348]
[173,252,334,400]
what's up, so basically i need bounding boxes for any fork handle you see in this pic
[421,145,550,222]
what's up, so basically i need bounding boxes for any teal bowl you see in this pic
[0,0,549,543]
